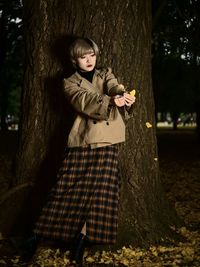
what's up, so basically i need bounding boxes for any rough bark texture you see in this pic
[0,0,179,246]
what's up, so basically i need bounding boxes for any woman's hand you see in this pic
[113,95,126,107]
[111,92,136,107]
[124,92,136,106]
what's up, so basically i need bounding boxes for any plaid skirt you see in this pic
[34,145,119,244]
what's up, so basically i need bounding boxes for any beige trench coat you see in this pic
[63,68,133,148]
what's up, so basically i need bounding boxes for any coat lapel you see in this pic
[72,70,103,93]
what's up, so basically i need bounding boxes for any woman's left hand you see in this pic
[124,92,136,106]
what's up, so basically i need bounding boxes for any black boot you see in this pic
[71,233,87,267]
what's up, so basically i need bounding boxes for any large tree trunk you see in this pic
[0,0,179,246]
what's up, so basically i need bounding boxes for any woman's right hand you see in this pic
[113,95,126,107]
[124,92,136,106]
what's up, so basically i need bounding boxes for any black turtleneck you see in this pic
[77,69,95,83]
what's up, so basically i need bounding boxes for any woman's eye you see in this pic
[80,56,86,59]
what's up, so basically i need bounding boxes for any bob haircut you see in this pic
[69,38,99,68]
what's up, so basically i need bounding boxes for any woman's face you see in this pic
[76,52,96,72]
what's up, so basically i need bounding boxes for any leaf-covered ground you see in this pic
[0,129,200,266]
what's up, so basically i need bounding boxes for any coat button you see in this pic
[106,122,109,125]
[93,121,97,124]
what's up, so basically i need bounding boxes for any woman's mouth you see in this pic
[87,65,93,67]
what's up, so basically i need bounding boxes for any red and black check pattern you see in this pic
[34,145,119,244]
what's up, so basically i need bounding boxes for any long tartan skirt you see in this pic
[34,145,119,244]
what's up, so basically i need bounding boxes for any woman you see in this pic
[34,37,135,266]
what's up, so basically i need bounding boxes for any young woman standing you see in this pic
[34,37,135,266]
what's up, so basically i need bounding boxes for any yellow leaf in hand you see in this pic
[146,122,152,128]
[130,89,136,96]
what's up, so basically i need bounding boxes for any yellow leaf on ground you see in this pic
[86,256,95,263]
[11,258,20,264]
[63,257,70,264]
[120,258,130,266]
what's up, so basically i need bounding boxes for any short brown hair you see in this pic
[69,38,99,68]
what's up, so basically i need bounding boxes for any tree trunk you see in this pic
[0,0,179,246]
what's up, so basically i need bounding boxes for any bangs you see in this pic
[75,46,94,58]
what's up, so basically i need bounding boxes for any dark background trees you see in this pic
[152,0,200,131]
[0,0,23,131]
[0,0,199,250]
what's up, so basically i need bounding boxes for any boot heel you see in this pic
[71,233,86,267]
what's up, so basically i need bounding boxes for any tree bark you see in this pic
[0,0,179,246]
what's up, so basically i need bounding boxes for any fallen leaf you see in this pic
[85,256,95,263]
[0,259,6,265]
[11,258,20,264]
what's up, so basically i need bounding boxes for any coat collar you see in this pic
[71,68,104,89]
[73,68,103,81]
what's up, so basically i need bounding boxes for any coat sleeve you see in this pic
[104,68,125,96]
[104,68,134,120]
[63,79,112,120]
